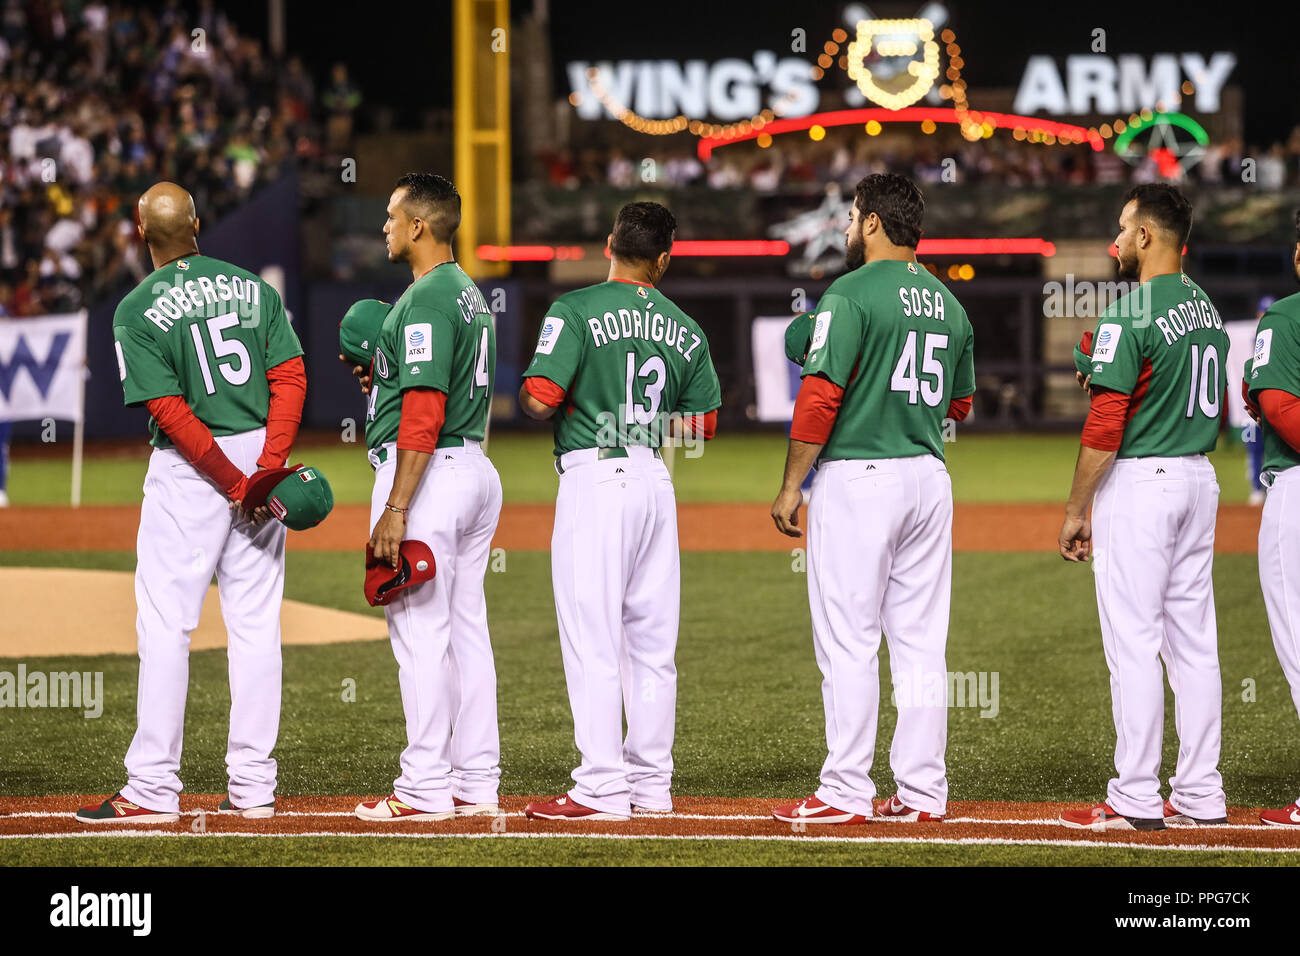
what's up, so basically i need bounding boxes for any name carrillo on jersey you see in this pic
[143,264,264,331]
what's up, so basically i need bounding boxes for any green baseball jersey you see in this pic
[1085,272,1228,458]
[1246,292,1300,477]
[112,254,303,449]
[523,279,721,456]
[365,262,495,450]
[801,260,974,461]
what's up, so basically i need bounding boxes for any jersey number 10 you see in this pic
[1185,343,1221,419]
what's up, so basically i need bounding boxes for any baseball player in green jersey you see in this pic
[518,201,721,821]
[77,183,307,825]
[349,174,504,823]
[770,174,975,825]
[1058,184,1229,831]
[1244,209,1300,828]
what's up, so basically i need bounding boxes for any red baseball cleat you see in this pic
[1260,802,1300,827]
[452,797,500,817]
[1059,801,1165,831]
[354,793,453,821]
[1163,798,1227,825]
[771,794,869,825]
[75,792,179,825]
[523,794,630,821]
[874,794,944,822]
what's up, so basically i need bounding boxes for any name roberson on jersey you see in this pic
[112,256,303,449]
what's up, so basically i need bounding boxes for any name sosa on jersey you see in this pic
[139,271,264,331]
[897,285,946,320]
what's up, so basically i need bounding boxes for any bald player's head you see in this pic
[137,182,200,253]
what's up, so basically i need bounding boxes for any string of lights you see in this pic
[570,22,1202,158]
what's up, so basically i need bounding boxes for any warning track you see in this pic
[0,503,1265,553]
[3,797,1297,852]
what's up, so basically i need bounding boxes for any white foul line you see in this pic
[1,829,1298,853]
[3,810,1290,832]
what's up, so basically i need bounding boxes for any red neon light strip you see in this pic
[918,238,1056,256]
[480,238,1053,261]
[696,107,1100,160]
[477,245,586,262]
[604,240,791,257]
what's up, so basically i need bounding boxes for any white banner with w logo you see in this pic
[0,312,88,423]
[0,312,89,506]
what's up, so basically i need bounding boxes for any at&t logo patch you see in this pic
[536,316,565,355]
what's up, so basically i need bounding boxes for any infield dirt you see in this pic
[3,795,1298,851]
[0,503,1265,553]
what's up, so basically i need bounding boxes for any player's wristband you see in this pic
[384,503,408,517]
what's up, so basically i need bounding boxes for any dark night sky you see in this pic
[219,0,1299,143]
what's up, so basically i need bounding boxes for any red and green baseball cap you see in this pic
[339,298,391,367]
[243,464,334,531]
[364,540,436,606]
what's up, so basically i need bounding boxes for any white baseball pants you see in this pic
[551,446,680,816]
[1257,465,1300,806]
[1092,454,1225,821]
[123,427,286,814]
[369,440,503,813]
[807,454,953,818]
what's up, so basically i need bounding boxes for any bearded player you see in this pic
[352,173,504,822]
[770,174,974,825]
[1058,184,1229,830]
[519,202,720,820]
[77,182,306,824]
[1245,209,1300,828]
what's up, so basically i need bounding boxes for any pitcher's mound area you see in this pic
[0,568,386,656]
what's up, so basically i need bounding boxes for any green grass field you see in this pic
[3,430,1259,506]
[1,548,1295,865]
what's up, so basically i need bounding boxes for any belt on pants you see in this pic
[554,445,661,476]
[368,435,476,469]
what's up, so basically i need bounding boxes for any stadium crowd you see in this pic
[0,0,359,317]
[541,125,1300,193]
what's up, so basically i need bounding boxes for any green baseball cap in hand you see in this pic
[339,298,392,367]
[265,465,334,531]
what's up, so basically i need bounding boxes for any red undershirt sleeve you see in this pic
[947,394,973,422]
[681,409,718,440]
[397,388,447,453]
[790,374,844,445]
[1080,387,1131,452]
[1258,389,1300,454]
[524,376,567,408]
[145,395,247,499]
[258,356,306,470]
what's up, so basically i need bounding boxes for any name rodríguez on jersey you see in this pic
[1151,290,1224,346]
[584,304,704,363]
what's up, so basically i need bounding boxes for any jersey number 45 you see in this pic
[890,330,948,407]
